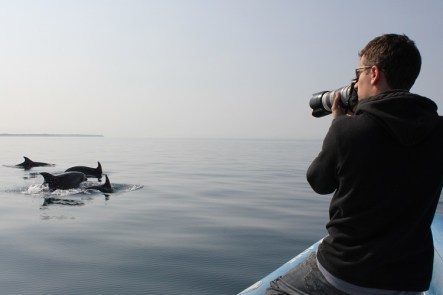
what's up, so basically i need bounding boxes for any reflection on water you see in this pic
[40,213,77,221]
[23,172,41,179]
[41,197,85,207]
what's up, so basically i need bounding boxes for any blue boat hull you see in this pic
[239,214,443,295]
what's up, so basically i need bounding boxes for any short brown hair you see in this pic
[359,34,421,90]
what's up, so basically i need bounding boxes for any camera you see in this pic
[309,79,358,117]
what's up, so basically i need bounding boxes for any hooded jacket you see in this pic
[307,90,443,291]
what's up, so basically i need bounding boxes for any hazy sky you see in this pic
[1,0,442,139]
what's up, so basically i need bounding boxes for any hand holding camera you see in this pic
[309,79,358,118]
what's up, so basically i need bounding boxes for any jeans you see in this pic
[265,252,348,295]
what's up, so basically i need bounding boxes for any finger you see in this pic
[332,92,341,111]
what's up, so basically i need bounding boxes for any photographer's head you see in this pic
[354,34,421,100]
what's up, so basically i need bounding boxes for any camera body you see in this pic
[309,80,358,117]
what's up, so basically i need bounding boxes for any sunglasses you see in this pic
[355,66,372,81]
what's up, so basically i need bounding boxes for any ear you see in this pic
[370,65,382,85]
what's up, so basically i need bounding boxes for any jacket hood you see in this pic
[355,90,439,146]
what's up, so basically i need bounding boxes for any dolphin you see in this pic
[86,175,114,193]
[15,157,55,170]
[65,162,103,180]
[40,172,87,190]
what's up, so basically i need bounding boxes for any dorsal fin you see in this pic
[104,175,111,188]
[40,172,54,184]
[97,162,103,174]
[99,175,113,193]
[24,156,33,164]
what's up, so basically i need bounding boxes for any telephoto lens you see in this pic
[309,80,358,117]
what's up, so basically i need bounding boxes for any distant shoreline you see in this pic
[0,134,104,138]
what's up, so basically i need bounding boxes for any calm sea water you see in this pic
[0,137,441,295]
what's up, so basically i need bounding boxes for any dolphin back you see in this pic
[41,172,87,190]
[66,161,103,179]
[18,157,54,170]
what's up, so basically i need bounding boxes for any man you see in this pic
[267,34,443,294]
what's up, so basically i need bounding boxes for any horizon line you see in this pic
[0,133,104,137]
